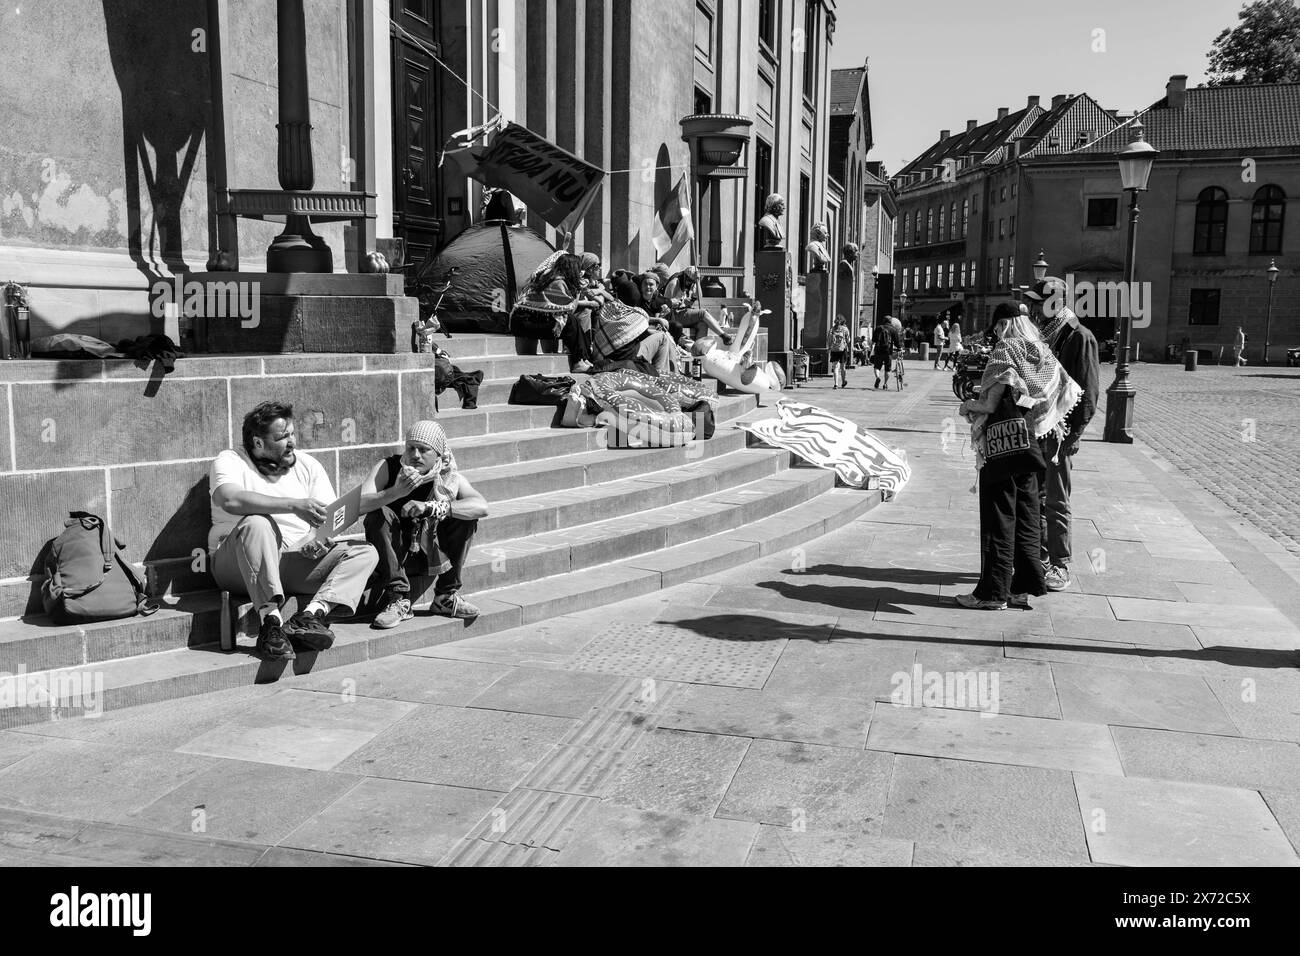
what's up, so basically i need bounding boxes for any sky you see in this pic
[831,0,1254,174]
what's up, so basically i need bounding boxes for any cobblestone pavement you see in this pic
[1125,364,1300,558]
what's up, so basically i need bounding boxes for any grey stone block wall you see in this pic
[0,353,438,597]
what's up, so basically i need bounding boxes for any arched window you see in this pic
[1250,185,1285,255]
[949,202,957,240]
[1193,187,1228,255]
[926,208,934,243]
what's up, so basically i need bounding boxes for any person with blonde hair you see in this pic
[956,302,1081,610]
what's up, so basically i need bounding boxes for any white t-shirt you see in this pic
[948,326,964,351]
[208,448,336,552]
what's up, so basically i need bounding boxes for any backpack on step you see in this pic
[40,512,158,624]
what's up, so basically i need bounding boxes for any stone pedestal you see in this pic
[836,263,856,334]
[756,248,793,379]
[182,272,416,354]
[803,270,830,350]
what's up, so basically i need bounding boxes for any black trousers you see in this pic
[974,468,1047,603]
[363,508,478,598]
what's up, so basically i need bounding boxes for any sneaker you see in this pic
[283,608,335,651]
[1009,593,1031,609]
[572,360,594,374]
[1044,566,1071,592]
[256,617,296,662]
[955,592,1007,611]
[371,594,413,630]
[430,592,480,619]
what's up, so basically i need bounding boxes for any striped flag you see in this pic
[651,177,693,265]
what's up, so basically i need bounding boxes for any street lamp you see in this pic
[1103,119,1159,444]
[1033,250,1049,282]
[1264,259,1279,366]
[899,290,908,327]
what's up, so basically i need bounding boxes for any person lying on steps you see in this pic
[210,401,379,663]
[362,420,489,629]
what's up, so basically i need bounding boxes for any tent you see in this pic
[413,221,555,333]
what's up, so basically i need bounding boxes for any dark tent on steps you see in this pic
[414,221,555,333]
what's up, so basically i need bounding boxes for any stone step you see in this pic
[0,462,826,672]
[0,488,878,727]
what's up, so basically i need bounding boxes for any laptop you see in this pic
[291,483,364,551]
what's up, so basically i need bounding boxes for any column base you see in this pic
[1102,383,1135,444]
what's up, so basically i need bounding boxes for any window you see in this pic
[924,265,931,290]
[1194,187,1228,255]
[802,1,817,104]
[758,0,776,50]
[695,4,713,62]
[949,202,957,240]
[960,262,967,288]
[1000,186,1007,202]
[1189,289,1221,325]
[948,263,956,288]
[938,205,945,242]
[1009,256,1015,286]
[754,138,773,227]
[998,256,1005,287]
[926,207,934,243]
[914,211,921,244]
[694,86,712,116]
[902,213,909,248]
[937,264,944,290]
[1250,185,1286,255]
[962,199,969,237]
[1009,216,1015,238]
[1011,182,1017,199]
[1087,197,1119,228]
[998,218,1005,240]
[970,259,977,288]
[797,173,811,274]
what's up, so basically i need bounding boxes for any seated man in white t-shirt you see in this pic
[210,400,379,662]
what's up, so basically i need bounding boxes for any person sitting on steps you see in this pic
[362,420,489,629]
[209,401,380,662]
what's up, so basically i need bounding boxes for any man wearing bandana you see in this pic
[210,401,379,662]
[1022,278,1100,592]
[361,420,489,629]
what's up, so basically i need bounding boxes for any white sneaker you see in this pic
[1044,566,1071,591]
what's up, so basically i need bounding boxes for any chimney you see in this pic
[1027,95,1041,109]
[1051,94,1067,109]
[967,119,978,133]
[940,129,951,141]
[997,107,1009,120]
[1167,74,1188,109]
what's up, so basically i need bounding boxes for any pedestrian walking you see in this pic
[1023,278,1100,592]
[932,321,947,369]
[830,315,851,389]
[1234,326,1247,367]
[871,319,896,389]
[957,302,1082,610]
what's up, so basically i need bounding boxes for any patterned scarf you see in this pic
[968,333,1082,470]
[1038,305,1073,351]
[403,420,460,502]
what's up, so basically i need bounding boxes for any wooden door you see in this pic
[391,0,443,267]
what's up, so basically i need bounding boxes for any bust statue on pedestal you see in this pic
[757,193,786,250]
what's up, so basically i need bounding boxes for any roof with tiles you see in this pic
[897,106,1040,181]
[830,67,866,116]
[1079,82,1300,155]
[1021,94,1122,157]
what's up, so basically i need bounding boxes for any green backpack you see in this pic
[41,512,158,624]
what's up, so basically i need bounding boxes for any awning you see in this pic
[908,300,964,318]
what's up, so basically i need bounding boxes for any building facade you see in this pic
[1,0,840,350]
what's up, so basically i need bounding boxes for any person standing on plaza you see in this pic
[933,320,947,369]
[957,303,1081,610]
[1023,278,1099,592]
[1234,326,1247,366]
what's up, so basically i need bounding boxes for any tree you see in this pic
[1207,0,1300,85]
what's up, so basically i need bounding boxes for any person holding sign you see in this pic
[209,401,379,662]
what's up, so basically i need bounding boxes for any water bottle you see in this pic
[691,356,702,381]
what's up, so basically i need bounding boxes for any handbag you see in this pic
[981,388,1046,476]
[509,373,577,406]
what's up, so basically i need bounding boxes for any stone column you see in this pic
[267,0,333,273]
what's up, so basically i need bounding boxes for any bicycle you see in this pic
[893,352,906,390]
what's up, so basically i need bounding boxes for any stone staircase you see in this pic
[0,333,880,727]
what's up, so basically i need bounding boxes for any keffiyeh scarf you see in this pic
[968,335,1081,468]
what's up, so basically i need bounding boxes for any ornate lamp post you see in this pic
[1033,250,1049,282]
[1264,259,1280,366]
[1103,120,1159,444]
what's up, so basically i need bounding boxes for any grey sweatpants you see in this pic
[211,515,378,616]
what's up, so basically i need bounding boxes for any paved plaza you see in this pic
[1,360,1298,866]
